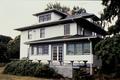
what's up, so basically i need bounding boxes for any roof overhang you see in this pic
[33,9,67,18]
[74,18,107,35]
[25,36,100,45]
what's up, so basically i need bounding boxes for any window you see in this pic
[77,25,83,35]
[64,24,70,35]
[43,45,49,54]
[83,29,92,36]
[39,14,51,22]
[75,43,83,55]
[37,45,49,55]
[67,42,90,55]
[37,46,43,55]
[28,30,32,39]
[83,42,90,54]
[67,44,74,55]
[31,46,37,55]
[40,28,45,38]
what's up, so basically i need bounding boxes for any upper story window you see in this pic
[83,29,92,36]
[64,24,70,35]
[40,28,45,38]
[77,25,83,35]
[39,13,51,22]
[28,30,32,39]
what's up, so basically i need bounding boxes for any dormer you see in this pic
[33,9,67,23]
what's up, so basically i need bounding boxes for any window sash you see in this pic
[40,28,45,38]
[83,29,92,36]
[28,30,32,39]
[83,42,90,54]
[67,42,90,55]
[64,24,70,35]
[32,45,49,55]
[39,14,51,22]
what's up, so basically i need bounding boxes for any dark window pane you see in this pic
[83,29,92,36]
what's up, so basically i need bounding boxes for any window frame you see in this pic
[28,30,32,39]
[66,42,90,55]
[39,13,51,22]
[40,28,45,38]
[64,24,70,35]
[32,45,49,55]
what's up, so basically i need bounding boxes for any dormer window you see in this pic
[39,13,51,22]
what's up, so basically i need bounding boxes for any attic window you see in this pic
[39,13,51,22]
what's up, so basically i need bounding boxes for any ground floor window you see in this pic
[67,42,90,55]
[31,45,49,55]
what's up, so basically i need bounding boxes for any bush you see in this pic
[3,60,62,78]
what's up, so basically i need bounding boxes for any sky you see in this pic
[0,0,104,38]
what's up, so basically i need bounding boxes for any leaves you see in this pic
[94,34,120,74]
[7,35,20,59]
[45,2,87,15]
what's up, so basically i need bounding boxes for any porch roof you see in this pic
[25,35,100,45]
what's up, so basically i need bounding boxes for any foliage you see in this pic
[102,0,120,21]
[0,35,12,63]
[0,43,9,63]
[73,67,94,80]
[45,2,87,15]
[0,35,12,44]
[71,6,86,15]
[101,0,120,34]
[94,34,120,77]
[45,3,70,14]
[4,60,62,78]
[7,35,20,59]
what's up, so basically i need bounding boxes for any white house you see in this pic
[15,9,107,77]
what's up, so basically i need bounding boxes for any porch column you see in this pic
[49,44,52,61]
[27,45,31,59]
[63,43,66,64]
[89,40,93,75]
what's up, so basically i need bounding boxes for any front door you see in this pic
[52,44,63,62]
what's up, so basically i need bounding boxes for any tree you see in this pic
[71,6,86,15]
[0,35,12,44]
[101,0,120,35]
[94,34,120,76]
[45,3,87,15]
[0,35,12,62]
[45,3,70,14]
[7,35,20,59]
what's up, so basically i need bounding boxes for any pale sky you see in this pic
[0,0,104,38]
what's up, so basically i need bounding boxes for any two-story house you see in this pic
[15,9,107,77]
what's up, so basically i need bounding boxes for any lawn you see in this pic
[0,67,52,80]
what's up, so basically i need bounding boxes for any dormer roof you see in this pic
[33,9,68,18]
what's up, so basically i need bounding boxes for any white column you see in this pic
[49,44,51,61]
[63,43,66,64]
[90,40,93,75]
[27,45,31,59]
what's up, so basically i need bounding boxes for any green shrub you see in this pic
[3,60,62,78]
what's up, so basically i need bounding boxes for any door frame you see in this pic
[51,44,64,62]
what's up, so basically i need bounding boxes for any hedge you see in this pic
[3,60,62,78]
